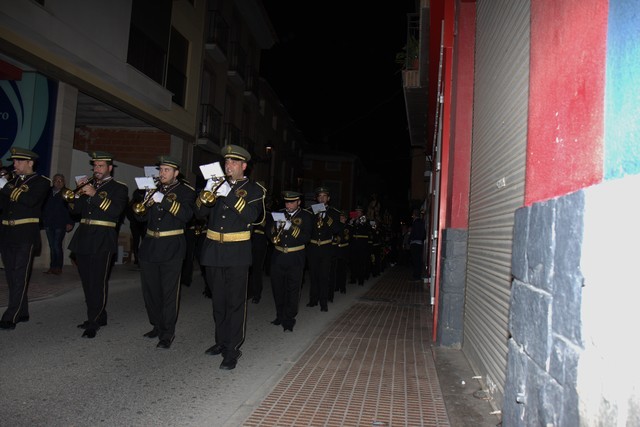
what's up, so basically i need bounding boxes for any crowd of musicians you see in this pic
[0,146,397,371]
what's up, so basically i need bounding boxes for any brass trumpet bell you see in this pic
[198,190,217,206]
[62,177,95,202]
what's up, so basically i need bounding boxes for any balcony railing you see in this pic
[199,104,223,144]
[224,122,241,146]
[227,42,247,84]
[205,10,229,62]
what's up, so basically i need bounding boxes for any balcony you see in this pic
[227,42,247,87]
[205,10,229,63]
[198,103,223,144]
[244,65,259,104]
[223,122,241,146]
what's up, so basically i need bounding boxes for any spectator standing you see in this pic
[42,174,75,275]
[409,209,427,281]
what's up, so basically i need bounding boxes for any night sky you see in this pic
[260,2,416,201]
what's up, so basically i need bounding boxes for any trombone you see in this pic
[198,175,229,206]
[132,177,161,215]
[62,176,96,202]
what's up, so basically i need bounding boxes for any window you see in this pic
[167,28,188,106]
[127,0,172,86]
[325,161,341,171]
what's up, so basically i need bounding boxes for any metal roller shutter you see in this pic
[463,0,530,407]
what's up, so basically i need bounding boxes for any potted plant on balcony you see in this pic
[395,35,419,69]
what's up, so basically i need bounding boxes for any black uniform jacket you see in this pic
[333,222,351,259]
[0,173,50,245]
[305,205,344,250]
[195,178,265,267]
[135,181,196,263]
[68,178,128,255]
[266,208,313,263]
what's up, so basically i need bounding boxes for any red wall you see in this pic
[447,2,475,229]
[525,0,607,205]
[74,127,171,167]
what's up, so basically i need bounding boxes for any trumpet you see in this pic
[132,177,161,215]
[0,169,15,181]
[62,176,96,202]
[316,212,325,229]
[271,213,291,244]
[198,175,229,206]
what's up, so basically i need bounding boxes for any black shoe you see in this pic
[321,306,328,312]
[143,329,159,338]
[283,326,293,332]
[77,319,107,329]
[306,302,317,307]
[82,328,97,338]
[251,296,260,304]
[0,320,16,330]
[270,318,282,326]
[17,315,29,323]
[157,337,174,349]
[219,351,241,370]
[205,343,225,356]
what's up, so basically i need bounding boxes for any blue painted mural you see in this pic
[0,72,57,176]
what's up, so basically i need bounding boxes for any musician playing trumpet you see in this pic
[67,152,128,339]
[134,156,195,349]
[0,147,50,330]
[195,145,265,371]
[266,191,312,332]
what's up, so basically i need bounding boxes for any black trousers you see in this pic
[76,252,112,329]
[205,265,248,358]
[270,259,304,328]
[331,256,348,294]
[248,236,267,299]
[306,247,332,308]
[140,258,182,341]
[0,242,34,323]
[410,243,424,279]
[181,228,196,286]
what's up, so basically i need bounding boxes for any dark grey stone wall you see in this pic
[502,191,584,426]
[437,228,467,348]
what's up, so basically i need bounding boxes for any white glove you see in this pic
[204,178,215,192]
[152,192,164,203]
[283,220,292,231]
[216,181,232,197]
[0,176,7,189]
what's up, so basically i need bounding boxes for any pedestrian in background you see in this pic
[409,209,427,281]
[42,173,75,275]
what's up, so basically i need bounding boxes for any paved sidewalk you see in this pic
[0,263,499,426]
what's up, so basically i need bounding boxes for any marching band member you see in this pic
[266,191,312,332]
[304,187,344,312]
[67,152,128,339]
[195,145,265,370]
[134,156,195,349]
[0,148,50,330]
